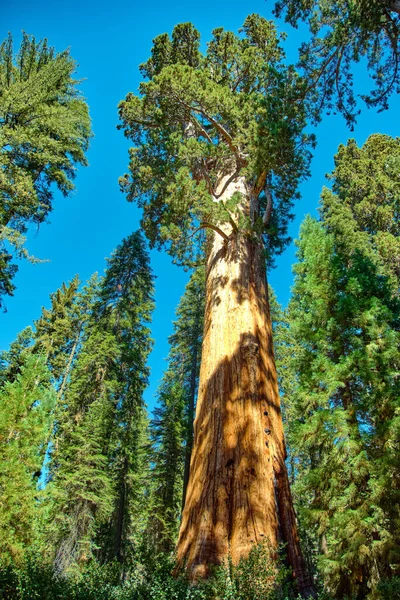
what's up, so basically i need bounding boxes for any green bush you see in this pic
[376,576,400,600]
[0,543,326,600]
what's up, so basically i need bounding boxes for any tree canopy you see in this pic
[0,33,91,306]
[274,0,400,127]
[118,15,315,265]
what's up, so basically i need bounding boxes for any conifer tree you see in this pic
[48,231,154,573]
[99,231,154,565]
[119,16,314,594]
[34,276,80,383]
[281,135,400,598]
[0,353,55,564]
[150,375,186,553]
[169,267,204,509]
[0,326,33,387]
[0,33,91,305]
[34,275,97,400]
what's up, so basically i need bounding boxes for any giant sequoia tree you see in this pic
[119,15,315,594]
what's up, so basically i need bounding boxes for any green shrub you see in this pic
[0,543,325,600]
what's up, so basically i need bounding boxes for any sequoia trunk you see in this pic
[175,176,314,596]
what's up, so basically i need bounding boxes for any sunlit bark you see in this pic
[176,175,314,597]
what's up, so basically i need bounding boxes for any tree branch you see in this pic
[191,221,230,241]
[263,185,273,227]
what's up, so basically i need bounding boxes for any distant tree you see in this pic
[48,232,154,573]
[274,0,400,127]
[0,33,91,306]
[34,275,97,401]
[99,231,154,566]
[34,276,80,382]
[281,135,400,598]
[0,326,33,387]
[0,353,55,564]
[119,18,314,594]
[149,375,186,553]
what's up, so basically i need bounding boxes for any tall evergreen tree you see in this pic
[99,231,154,565]
[34,276,80,383]
[47,231,154,573]
[34,275,97,401]
[0,353,55,564]
[119,16,315,594]
[0,33,91,305]
[0,326,33,387]
[281,135,400,599]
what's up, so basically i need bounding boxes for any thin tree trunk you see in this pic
[114,457,128,562]
[175,175,314,597]
[57,332,80,401]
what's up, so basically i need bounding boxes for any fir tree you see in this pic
[0,353,56,564]
[99,231,154,565]
[281,135,400,598]
[34,276,80,383]
[150,375,186,552]
[0,326,33,387]
[48,231,154,573]
[0,33,91,305]
[34,275,97,400]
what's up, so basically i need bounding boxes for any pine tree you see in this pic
[34,276,80,383]
[47,231,154,573]
[0,33,91,305]
[34,275,97,400]
[281,135,400,598]
[169,267,204,509]
[99,231,154,565]
[119,16,314,594]
[0,353,56,564]
[0,326,33,387]
[150,375,186,553]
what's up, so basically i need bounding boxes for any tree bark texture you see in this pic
[175,175,314,597]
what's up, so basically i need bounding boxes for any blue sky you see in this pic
[2,0,400,410]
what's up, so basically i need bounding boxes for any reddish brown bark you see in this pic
[175,176,314,597]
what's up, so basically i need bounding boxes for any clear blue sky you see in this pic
[2,0,400,410]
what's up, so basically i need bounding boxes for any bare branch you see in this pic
[263,185,273,227]
[214,169,241,199]
[174,95,246,165]
[191,221,230,241]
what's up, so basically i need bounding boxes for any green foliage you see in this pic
[278,135,400,599]
[119,15,314,265]
[34,276,81,383]
[0,32,91,305]
[274,0,400,127]
[0,326,33,387]
[0,354,56,564]
[0,543,312,600]
[47,231,154,573]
